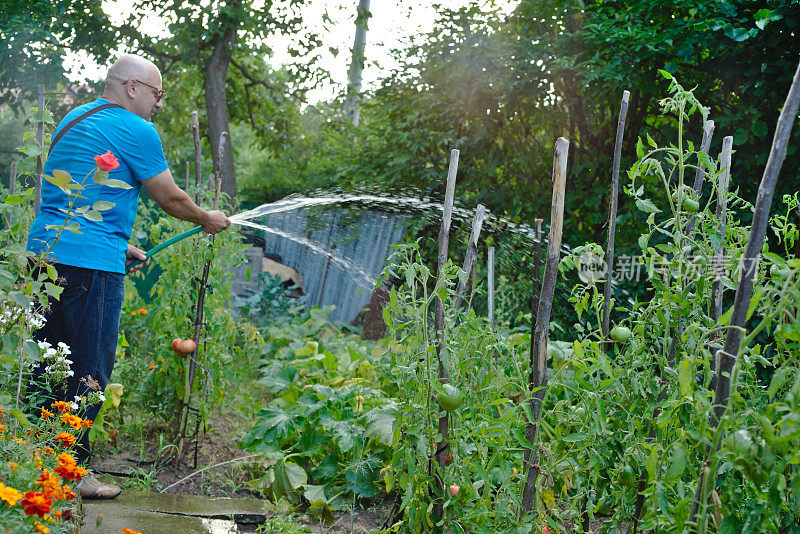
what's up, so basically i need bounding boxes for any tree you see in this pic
[122,0,321,205]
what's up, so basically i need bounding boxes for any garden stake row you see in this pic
[631,117,717,533]
[175,130,227,466]
[520,136,569,518]
[601,90,630,339]
[452,204,486,310]
[431,148,458,521]
[687,55,800,533]
[711,136,733,323]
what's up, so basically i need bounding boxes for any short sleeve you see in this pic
[118,120,169,182]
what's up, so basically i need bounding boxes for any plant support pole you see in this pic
[191,110,202,203]
[432,148,458,521]
[711,136,733,323]
[34,84,45,214]
[686,120,715,235]
[176,131,227,465]
[521,137,569,518]
[487,246,495,325]
[453,204,486,310]
[602,90,630,337]
[688,56,800,531]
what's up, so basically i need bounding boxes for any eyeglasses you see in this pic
[122,79,164,102]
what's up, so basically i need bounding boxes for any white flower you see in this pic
[66,370,74,377]
[98,394,106,402]
[45,348,57,357]
[57,342,71,354]
[69,402,79,410]
[37,341,52,350]
[63,359,73,365]
[74,395,82,402]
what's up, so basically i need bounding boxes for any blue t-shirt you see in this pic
[27,99,169,273]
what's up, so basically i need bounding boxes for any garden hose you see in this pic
[125,225,203,273]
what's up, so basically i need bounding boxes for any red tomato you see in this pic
[171,338,182,352]
[178,339,196,355]
[449,484,459,497]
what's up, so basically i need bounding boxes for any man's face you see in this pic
[128,70,163,122]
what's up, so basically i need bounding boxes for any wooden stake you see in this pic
[602,90,630,337]
[686,120,715,235]
[185,161,190,190]
[453,204,486,310]
[176,131,228,465]
[487,246,495,325]
[688,56,800,531]
[191,111,202,203]
[432,148,458,520]
[521,137,569,518]
[711,136,733,323]
[34,84,45,214]
[523,219,543,470]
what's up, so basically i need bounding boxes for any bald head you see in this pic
[105,54,160,86]
[102,54,164,121]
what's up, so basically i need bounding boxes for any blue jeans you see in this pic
[28,263,124,466]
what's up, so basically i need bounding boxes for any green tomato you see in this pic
[609,326,632,343]
[683,197,700,213]
[437,384,463,412]
[617,466,637,488]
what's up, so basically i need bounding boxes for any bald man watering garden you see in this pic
[26,54,231,499]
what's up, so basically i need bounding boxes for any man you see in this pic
[26,54,231,498]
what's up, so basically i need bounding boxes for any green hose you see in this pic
[126,225,203,273]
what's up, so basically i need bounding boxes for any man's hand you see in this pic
[202,210,231,234]
[125,245,150,274]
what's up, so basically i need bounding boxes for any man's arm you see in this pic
[143,169,230,234]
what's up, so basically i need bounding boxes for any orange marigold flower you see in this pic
[0,424,5,432]
[51,510,63,518]
[35,470,61,495]
[0,482,23,505]
[80,418,93,429]
[12,437,24,444]
[137,308,147,314]
[41,447,55,456]
[8,462,18,470]
[41,407,54,419]
[34,522,49,533]
[51,401,71,412]
[54,452,87,482]
[57,485,76,501]
[60,413,83,430]
[21,491,52,517]
[54,432,76,447]
[121,530,143,534]
[148,361,156,371]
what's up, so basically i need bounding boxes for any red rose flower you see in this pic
[94,151,120,171]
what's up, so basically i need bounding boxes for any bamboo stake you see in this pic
[175,131,228,465]
[487,246,495,325]
[185,161,190,190]
[602,90,630,337]
[686,120,715,235]
[191,111,202,203]
[711,137,733,323]
[34,84,45,214]
[453,204,486,310]
[688,56,800,531]
[521,137,569,518]
[432,148,458,521]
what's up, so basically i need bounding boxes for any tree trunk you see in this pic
[344,0,370,126]
[203,24,237,207]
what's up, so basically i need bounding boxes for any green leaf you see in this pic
[767,365,793,398]
[10,408,31,428]
[678,358,692,397]
[103,179,132,189]
[665,444,687,481]
[92,200,115,212]
[64,222,82,233]
[636,198,661,213]
[44,172,71,188]
[83,210,103,222]
[658,69,672,79]
[364,401,398,445]
[93,170,108,184]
